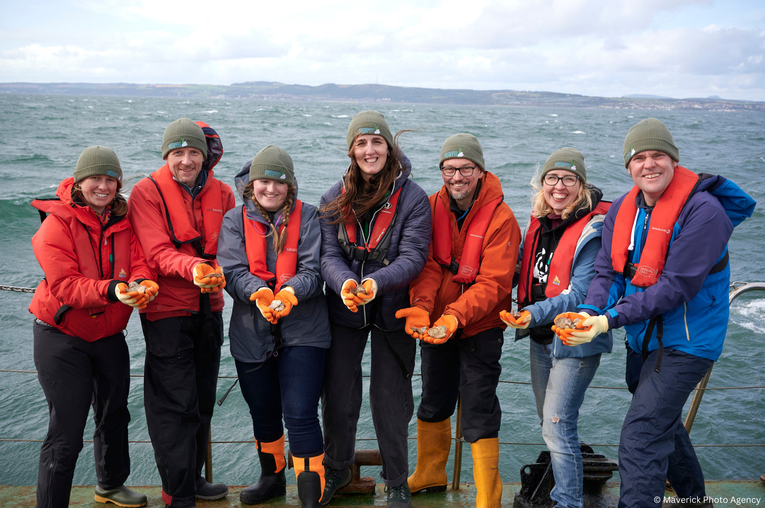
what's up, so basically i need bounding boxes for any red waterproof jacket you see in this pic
[29,177,154,341]
[128,166,235,319]
[409,172,521,337]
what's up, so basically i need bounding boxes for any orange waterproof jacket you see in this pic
[29,177,154,341]
[409,172,521,337]
[128,166,235,319]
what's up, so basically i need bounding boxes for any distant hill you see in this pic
[1,81,762,112]
[624,94,674,99]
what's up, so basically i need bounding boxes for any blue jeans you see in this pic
[529,340,601,508]
[236,345,326,457]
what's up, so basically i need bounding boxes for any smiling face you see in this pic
[627,150,677,206]
[251,179,289,212]
[441,158,484,210]
[166,147,205,187]
[352,134,389,182]
[78,175,118,214]
[543,169,582,215]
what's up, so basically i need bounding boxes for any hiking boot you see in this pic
[386,482,411,508]
[94,485,147,507]
[320,466,351,506]
[195,477,229,500]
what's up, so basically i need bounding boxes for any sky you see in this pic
[1,0,764,101]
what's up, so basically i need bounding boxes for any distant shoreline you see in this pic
[2,81,763,112]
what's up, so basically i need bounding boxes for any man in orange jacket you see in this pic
[129,118,235,507]
[396,133,521,508]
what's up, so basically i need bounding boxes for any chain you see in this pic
[0,285,35,293]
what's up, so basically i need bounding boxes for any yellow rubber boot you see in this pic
[293,453,325,508]
[407,418,451,494]
[471,438,502,508]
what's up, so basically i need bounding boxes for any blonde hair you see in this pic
[243,182,297,254]
[530,164,592,220]
[71,180,128,217]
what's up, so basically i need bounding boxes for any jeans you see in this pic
[529,340,600,508]
[236,345,326,457]
[321,323,415,487]
[618,348,712,508]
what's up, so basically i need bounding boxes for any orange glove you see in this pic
[193,263,226,293]
[551,312,590,345]
[250,287,277,324]
[340,279,364,313]
[499,310,531,329]
[424,314,459,345]
[395,307,430,339]
[357,278,378,305]
[272,287,299,320]
[115,283,146,309]
[139,280,159,303]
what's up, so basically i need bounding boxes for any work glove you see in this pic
[340,279,364,313]
[550,312,589,343]
[357,278,378,305]
[395,307,431,340]
[272,287,299,320]
[114,283,146,309]
[139,280,159,303]
[193,263,226,293]
[424,314,459,345]
[250,287,277,324]
[499,310,532,329]
[566,315,609,346]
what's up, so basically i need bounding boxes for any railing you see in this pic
[2,281,764,485]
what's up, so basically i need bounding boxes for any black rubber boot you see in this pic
[297,470,322,508]
[239,448,287,505]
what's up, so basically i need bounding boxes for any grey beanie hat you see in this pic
[162,118,208,159]
[541,147,586,183]
[346,110,394,150]
[623,118,679,168]
[73,146,123,183]
[249,145,294,186]
[439,133,485,171]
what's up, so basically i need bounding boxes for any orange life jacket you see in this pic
[518,202,610,304]
[611,166,698,287]
[433,196,503,283]
[338,187,401,266]
[243,201,303,292]
[148,164,225,259]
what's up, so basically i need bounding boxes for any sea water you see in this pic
[1,94,764,487]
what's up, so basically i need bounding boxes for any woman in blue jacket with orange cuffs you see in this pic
[500,147,611,508]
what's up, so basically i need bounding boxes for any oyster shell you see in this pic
[427,326,447,339]
[554,315,582,330]
[416,326,429,335]
[127,281,146,293]
[350,285,367,296]
[269,300,285,312]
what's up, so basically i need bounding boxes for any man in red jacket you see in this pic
[396,134,521,508]
[128,118,236,507]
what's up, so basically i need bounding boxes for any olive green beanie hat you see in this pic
[439,133,485,171]
[73,146,122,183]
[346,110,394,150]
[162,118,208,159]
[623,118,679,168]
[249,145,294,186]
[541,147,586,183]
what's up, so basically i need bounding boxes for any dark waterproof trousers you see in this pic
[141,312,223,508]
[417,327,504,443]
[33,322,131,508]
[618,347,713,508]
[321,323,416,488]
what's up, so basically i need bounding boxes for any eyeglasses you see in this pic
[441,165,477,177]
[543,174,579,187]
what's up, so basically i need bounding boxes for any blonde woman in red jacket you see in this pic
[30,146,157,508]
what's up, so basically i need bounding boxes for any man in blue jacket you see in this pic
[559,118,755,508]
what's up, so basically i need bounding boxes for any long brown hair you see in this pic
[71,180,128,216]
[321,130,409,225]
[243,182,297,254]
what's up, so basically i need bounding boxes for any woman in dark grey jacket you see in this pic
[218,146,330,508]
[319,111,431,508]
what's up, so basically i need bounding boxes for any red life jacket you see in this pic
[148,164,225,259]
[433,196,503,284]
[243,201,303,292]
[337,187,401,266]
[611,165,698,287]
[518,202,610,304]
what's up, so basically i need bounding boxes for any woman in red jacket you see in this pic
[29,146,158,508]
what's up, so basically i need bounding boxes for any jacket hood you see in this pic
[235,160,300,227]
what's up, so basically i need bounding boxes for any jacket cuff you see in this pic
[106,280,122,302]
